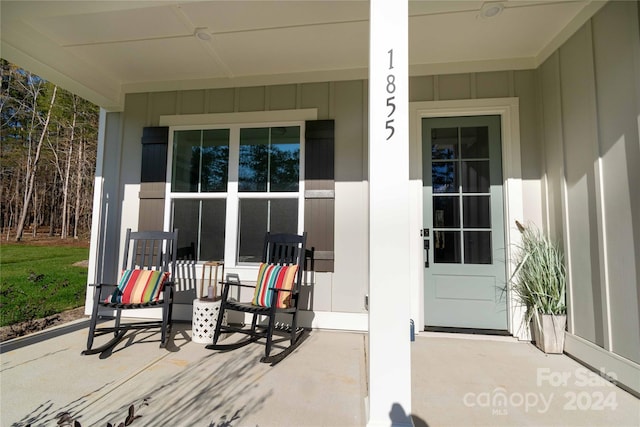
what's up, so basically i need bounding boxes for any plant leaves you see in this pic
[57,413,72,424]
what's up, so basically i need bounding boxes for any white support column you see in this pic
[367,1,412,426]
[85,109,124,315]
[85,108,108,315]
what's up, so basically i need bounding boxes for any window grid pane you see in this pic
[431,125,492,265]
[201,129,230,192]
[238,199,298,263]
[239,127,300,192]
[172,199,226,262]
[239,128,269,192]
[170,124,302,266]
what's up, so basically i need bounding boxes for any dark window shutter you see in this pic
[141,126,169,182]
[305,120,335,272]
[139,127,169,231]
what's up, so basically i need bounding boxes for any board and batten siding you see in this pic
[410,70,543,229]
[125,81,369,315]
[538,0,640,394]
[125,71,540,317]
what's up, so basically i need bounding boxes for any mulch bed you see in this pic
[2,235,90,248]
[0,307,87,342]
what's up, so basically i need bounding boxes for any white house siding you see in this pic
[103,82,370,322]
[538,0,640,394]
[92,69,543,326]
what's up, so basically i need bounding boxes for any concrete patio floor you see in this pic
[1,319,638,427]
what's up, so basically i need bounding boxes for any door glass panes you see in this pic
[430,123,495,264]
[432,162,458,193]
[239,126,300,192]
[434,231,461,263]
[431,128,458,159]
[172,129,229,192]
[463,196,490,228]
[464,231,492,264]
[460,126,489,158]
[237,199,298,263]
[172,199,226,261]
[433,197,459,228]
[462,161,490,193]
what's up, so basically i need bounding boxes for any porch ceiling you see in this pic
[1,0,604,110]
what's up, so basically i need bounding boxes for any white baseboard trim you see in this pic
[564,332,640,396]
[108,306,370,332]
[238,310,368,332]
[300,311,369,332]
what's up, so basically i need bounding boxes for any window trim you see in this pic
[161,109,316,268]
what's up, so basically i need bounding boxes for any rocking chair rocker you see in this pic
[82,228,178,355]
[206,232,307,362]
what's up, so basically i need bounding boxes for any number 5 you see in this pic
[386,96,396,117]
[386,120,395,140]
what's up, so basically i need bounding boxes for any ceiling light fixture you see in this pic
[194,28,211,41]
[479,2,504,19]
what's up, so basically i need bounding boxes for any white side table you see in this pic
[192,297,227,344]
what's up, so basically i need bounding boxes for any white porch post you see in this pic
[368,0,412,426]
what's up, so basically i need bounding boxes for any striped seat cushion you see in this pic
[106,269,170,304]
[251,263,299,308]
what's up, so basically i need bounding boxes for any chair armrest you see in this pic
[220,281,256,290]
[267,287,295,293]
[88,283,117,288]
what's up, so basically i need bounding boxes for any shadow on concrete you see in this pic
[87,347,272,426]
[96,321,191,359]
[12,335,272,426]
[389,402,430,427]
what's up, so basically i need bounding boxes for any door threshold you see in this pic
[424,326,511,336]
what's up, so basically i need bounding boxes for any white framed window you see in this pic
[162,110,314,267]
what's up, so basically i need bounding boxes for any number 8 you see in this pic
[386,75,396,94]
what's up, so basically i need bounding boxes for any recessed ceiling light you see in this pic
[194,28,211,41]
[479,2,504,19]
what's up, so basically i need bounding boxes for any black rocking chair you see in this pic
[207,232,307,361]
[83,229,178,355]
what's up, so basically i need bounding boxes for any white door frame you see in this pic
[409,98,528,339]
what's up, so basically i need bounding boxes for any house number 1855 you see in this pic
[385,49,396,141]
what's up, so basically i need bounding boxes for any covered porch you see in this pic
[2,1,640,424]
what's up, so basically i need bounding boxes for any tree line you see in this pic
[1,59,98,241]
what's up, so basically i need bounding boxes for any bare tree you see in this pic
[2,60,97,240]
[14,85,57,241]
[73,127,84,238]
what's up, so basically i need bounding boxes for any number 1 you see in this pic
[388,49,394,70]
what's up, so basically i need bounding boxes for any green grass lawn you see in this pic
[0,244,89,327]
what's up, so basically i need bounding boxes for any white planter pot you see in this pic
[533,313,566,354]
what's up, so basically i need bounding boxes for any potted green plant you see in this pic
[511,221,567,353]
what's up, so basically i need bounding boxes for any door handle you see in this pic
[424,239,430,268]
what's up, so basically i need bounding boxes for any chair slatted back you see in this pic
[262,232,306,294]
[121,229,178,276]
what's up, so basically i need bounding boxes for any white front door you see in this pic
[422,115,508,330]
